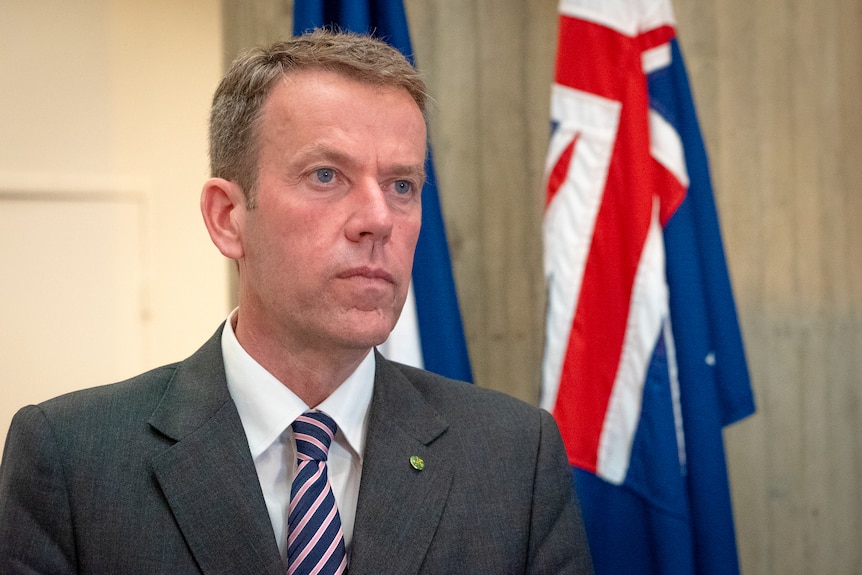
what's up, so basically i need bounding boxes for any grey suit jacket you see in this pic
[0,326,593,574]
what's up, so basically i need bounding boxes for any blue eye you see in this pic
[395,180,413,195]
[315,168,335,183]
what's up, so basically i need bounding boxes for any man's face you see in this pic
[235,69,426,357]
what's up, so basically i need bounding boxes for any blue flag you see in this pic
[293,1,473,382]
[541,1,755,573]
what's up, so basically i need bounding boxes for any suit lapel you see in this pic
[349,354,455,575]
[148,328,284,575]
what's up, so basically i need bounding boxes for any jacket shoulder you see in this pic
[384,360,549,436]
[34,363,180,425]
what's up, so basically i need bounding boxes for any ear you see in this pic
[200,177,247,260]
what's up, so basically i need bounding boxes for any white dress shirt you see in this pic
[221,311,374,564]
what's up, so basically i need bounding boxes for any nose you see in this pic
[345,178,394,244]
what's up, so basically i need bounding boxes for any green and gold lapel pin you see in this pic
[409,455,425,471]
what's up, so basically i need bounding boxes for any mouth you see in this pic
[337,266,396,285]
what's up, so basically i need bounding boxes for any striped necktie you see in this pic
[287,411,347,575]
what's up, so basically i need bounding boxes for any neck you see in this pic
[232,312,370,407]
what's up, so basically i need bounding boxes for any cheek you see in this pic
[245,217,315,281]
[267,207,323,253]
[404,214,422,250]
[394,223,421,283]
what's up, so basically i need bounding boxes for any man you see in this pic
[0,31,593,574]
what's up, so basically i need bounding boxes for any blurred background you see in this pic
[1,0,860,572]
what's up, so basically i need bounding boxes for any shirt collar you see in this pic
[221,309,375,461]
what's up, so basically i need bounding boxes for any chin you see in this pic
[335,315,397,349]
[360,327,397,349]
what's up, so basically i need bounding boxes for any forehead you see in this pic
[257,68,427,157]
[265,68,423,120]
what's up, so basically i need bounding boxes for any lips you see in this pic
[337,266,396,284]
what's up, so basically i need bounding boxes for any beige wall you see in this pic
[0,0,228,446]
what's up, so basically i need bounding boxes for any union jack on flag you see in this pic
[541,1,755,573]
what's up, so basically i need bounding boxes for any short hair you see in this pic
[209,29,428,205]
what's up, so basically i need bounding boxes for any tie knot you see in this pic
[292,411,337,461]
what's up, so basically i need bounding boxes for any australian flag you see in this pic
[541,0,756,573]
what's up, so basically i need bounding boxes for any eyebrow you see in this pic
[293,144,353,169]
[387,163,427,183]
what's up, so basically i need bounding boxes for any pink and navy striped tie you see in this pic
[287,411,347,575]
